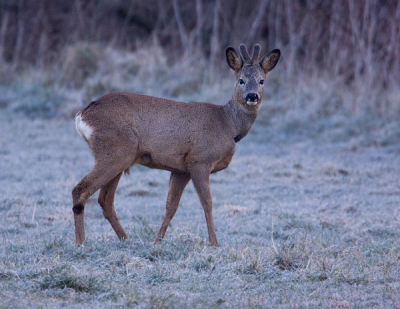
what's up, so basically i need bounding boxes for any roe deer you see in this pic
[72,44,280,247]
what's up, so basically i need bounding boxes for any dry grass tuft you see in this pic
[61,43,103,88]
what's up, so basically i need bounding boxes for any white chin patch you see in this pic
[246,100,258,106]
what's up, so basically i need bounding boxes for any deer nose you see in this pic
[245,93,259,106]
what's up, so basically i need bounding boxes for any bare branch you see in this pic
[0,11,9,63]
[246,0,269,46]
[172,0,189,50]
[195,0,203,50]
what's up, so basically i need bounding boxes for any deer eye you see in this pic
[239,79,245,85]
[259,80,264,85]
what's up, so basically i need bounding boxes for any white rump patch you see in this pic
[75,111,93,141]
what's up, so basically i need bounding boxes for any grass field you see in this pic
[1,44,400,308]
[1,104,400,308]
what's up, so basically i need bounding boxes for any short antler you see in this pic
[240,44,261,64]
[239,44,251,63]
[251,44,261,63]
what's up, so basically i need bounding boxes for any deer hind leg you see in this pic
[156,172,191,243]
[72,154,134,246]
[98,172,128,240]
[190,165,218,246]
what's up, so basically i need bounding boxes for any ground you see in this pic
[0,110,399,308]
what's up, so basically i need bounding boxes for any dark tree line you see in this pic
[0,0,399,89]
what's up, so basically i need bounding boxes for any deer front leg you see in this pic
[190,165,218,247]
[156,172,191,243]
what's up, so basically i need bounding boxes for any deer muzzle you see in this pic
[245,93,259,106]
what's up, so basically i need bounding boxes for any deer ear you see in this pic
[260,49,280,72]
[226,47,243,72]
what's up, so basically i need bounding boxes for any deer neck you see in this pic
[223,99,258,143]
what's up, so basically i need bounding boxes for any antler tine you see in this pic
[239,44,251,63]
[251,44,261,62]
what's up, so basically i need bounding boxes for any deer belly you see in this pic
[137,151,189,173]
[212,153,234,173]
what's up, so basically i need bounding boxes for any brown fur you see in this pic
[72,44,280,247]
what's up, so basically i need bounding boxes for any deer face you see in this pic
[236,64,266,107]
[226,44,280,109]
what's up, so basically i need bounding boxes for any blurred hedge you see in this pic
[1,1,399,92]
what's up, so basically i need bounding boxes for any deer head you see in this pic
[226,44,280,109]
